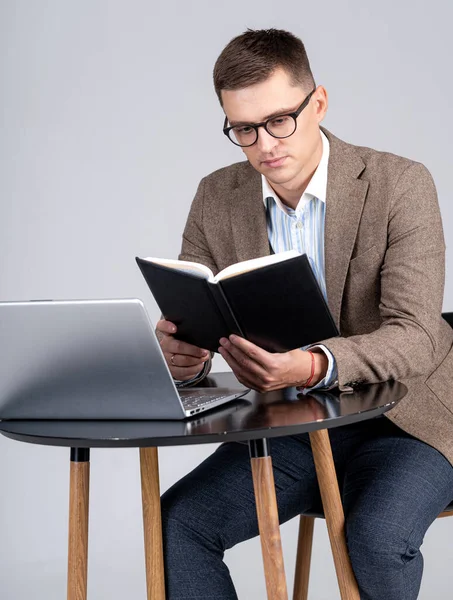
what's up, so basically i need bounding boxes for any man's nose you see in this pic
[256,127,278,154]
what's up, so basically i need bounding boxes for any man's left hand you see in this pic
[218,335,328,392]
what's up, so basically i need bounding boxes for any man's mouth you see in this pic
[261,156,287,168]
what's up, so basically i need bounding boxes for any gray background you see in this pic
[1,0,452,598]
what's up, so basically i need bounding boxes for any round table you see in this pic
[0,373,406,600]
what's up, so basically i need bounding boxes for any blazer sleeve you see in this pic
[321,162,446,389]
[178,177,219,274]
[172,176,217,382]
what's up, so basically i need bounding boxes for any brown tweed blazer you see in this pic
[179,127,453,465]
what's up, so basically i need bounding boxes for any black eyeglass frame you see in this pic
[222,88,317,147]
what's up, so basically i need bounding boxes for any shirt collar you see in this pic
[262,130,330,213]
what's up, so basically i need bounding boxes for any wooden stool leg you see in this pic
[140,447,165,600]
[309,430,359,600]
[293,516,315,600]
[249,439,288,600]
[67,448,90,600]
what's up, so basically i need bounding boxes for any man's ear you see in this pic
[314,86,328,123]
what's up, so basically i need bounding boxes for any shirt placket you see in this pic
[288,208,305,255]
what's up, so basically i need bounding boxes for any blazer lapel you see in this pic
[323,129,369,327]
[230,164,271,262]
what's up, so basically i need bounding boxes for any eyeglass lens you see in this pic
[229,114,297,147]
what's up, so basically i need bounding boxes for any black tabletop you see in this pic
[0,373,406,448]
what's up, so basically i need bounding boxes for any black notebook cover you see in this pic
[218,254,338,352]
[136,258,237,352]
[136,254,338,353]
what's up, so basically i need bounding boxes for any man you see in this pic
[157,29,453,599]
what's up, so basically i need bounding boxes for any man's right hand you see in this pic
[156,319,211,381]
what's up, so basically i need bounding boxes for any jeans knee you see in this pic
[161,489,225,555]
[346,513,420,576]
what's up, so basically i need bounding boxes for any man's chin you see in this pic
[263,169,295,187]
[253,162,288,179]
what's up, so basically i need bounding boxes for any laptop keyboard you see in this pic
[180,392,233,411]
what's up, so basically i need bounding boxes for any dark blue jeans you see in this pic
[161,416,453,599]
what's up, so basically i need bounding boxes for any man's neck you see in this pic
[267,136,324,210]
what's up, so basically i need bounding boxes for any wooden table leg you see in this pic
[140,447,165,600]
[309,430,360,600]
[249,439,288,600]
[67,448,90,600]
[292,515,315,600]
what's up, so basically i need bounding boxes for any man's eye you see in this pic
[235,126,254,135]
[270,116,290,127]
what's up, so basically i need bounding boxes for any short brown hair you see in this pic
[213,29,316,105]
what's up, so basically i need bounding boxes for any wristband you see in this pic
[299,350,315,389]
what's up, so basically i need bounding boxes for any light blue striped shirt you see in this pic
[262,131,338,389]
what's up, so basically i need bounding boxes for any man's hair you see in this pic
[213,29,316,105]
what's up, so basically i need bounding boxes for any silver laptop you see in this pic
[0,299,249,420]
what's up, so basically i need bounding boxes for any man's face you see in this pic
[221,68,328,194]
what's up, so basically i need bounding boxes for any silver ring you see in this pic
[170,354,176,366]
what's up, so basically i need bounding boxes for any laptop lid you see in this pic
[0,299,193,420]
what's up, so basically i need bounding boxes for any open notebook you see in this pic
[136,251,338,353]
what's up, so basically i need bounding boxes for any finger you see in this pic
[170,363,206,381]
[156,319,177,335]
[219,354,256,389]
[165,353,209,368]
[219,346,264,390]
[166,338,210,359]
[219,338,270,379]
[221,335,272,369]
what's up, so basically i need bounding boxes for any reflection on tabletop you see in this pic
[187,377,403,434]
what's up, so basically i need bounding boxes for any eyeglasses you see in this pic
[223,88,317,148]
